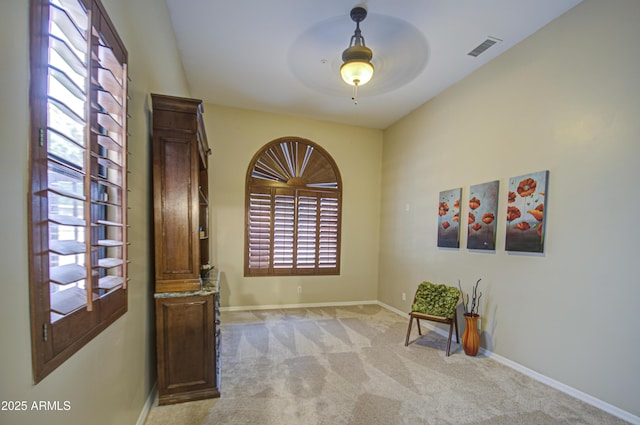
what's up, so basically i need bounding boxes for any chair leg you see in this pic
[446,322,454,356]
[416,318,422,335]
[454,312,460,343]
[405,316,414,346]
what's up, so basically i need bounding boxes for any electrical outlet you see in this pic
[402,292,406,301]
[297,286,302,294]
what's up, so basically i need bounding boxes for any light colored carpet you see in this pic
[144,305,629,425]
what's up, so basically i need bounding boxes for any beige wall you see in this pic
[379,0,640,418]
[3,0,638,422]
[0,0,190,424]
[205,105,383,308]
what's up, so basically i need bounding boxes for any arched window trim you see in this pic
[245,137,342,276]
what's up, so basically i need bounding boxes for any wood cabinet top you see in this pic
[151,93,204,115]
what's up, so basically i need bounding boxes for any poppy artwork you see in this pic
[467,180,499,250]
[505,170,549,253]
[437,188,462,248]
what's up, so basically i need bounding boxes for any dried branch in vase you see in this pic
[200,264,214,279]
[459,278,482,316]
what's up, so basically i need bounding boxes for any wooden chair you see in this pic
[404,282,460,356]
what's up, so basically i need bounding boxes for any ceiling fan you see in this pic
[287,6,429,101]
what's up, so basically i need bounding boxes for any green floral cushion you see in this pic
[411,282,460,318]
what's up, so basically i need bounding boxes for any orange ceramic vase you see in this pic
[462,313,480,356]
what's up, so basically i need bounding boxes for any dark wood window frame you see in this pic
[28,0,129,383]
[245,137,342,276]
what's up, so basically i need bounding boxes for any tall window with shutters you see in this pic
[28,0,128,382]
[245,138,342,276]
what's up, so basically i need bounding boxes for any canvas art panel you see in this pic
[437,188,461,248]
[467,180,499,250]
[505,170,549,252]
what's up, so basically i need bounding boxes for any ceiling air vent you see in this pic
[468,36,502,57]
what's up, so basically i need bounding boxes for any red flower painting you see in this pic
[506,206,521,222]
[517,178,537,197]
[469,197,481,210]
[506,171,549,253]
[527,203,544,221]
[438,188,461,248]
[467,180,499,250]
[439,202,449,216]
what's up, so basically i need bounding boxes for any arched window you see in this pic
[245,137,342,276]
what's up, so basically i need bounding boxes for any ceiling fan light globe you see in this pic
[340,61,374,86]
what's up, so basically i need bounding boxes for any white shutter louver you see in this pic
[274,192,295,269]
[248,190,272,271]
[47,0,90,318]
[93,25,128,296]
[296,195,317,269]
[319,195,339,268]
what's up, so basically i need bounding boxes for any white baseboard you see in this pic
[377,301,407,318]
[136,382,157,425]
[485,351,640,425]
[377,301,640,425]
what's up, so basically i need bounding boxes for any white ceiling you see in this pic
[165,0,582,129]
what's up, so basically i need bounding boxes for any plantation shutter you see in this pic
[247,188,271,272]
[46,0,91,318]
[44,0,128,317]
[93,1,128,296]
[296,193,318,270]
[245,138,342,276]
[273,190,295,271]
[319,194,339,269]
[29,0,128,382]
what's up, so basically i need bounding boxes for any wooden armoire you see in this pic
[151,94,220,405]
